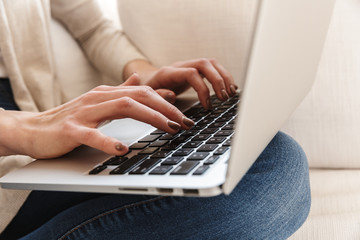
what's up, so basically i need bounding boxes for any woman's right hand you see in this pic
[0,74,194,159]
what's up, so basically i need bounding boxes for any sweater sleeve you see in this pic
[50,0,146,83]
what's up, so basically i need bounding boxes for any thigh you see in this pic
[0,78,20,110]
[20,132,310,240]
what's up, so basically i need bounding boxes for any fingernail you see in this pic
[115,143,125,151]
[165,93,176,104]
[221,89,229,101]
[230,85,237,96]
[182,117,195,128]
[167,120,181,131]
[206,98,212,110]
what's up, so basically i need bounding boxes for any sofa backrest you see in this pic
[116,0,360,168]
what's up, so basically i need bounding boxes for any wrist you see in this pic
[0,110,36,156]
[123,59,159,87]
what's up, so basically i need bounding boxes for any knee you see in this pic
[240,132,311,239]
[265,132,311,238]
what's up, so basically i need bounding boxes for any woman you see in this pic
[0,0,310,239]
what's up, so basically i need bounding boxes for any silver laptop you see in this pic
[0,0,335,197]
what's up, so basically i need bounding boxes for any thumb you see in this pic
[78,127,129,156]
[156,89,177,104]
[121,73,141,86]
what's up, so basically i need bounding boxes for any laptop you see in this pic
[0,0,335,197]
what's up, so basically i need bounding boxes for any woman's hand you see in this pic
[0,74,194,159]
[123,59,238,110]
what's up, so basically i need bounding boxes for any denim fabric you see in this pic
[0,80,311,239]
[0,78,19,110]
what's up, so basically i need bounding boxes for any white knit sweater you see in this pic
[0,0,145,233]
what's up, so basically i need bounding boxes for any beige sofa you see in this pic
[54,0,360,239]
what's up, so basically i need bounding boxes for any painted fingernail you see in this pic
[165,92,176,104]
[221,89,229,101]
[182,117,195,128]
[207,98,212,110]
[115,143,125,151]
[230,85,237,96]
[167,120,181,131]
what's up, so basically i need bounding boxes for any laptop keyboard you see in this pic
[89,93,239,176]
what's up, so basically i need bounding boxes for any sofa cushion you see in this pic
[117,0,360,168]
[289,169,360,240]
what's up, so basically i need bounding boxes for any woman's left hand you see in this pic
[123,59,238,110]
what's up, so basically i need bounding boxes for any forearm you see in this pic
[51,0,146,84]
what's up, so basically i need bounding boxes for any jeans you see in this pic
[0,78,311,240]
[0,78,19,110]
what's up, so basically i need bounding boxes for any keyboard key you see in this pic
[116,150,132,157]
[204,156,220,165]
[200,128,218,135]
[214,130,234,137]
[208,113,221,118]
[197,144,218,152]
[103,156,128,166]
[138,147,159,155]
[190,125,205,131]
[159,133,175,140]
[193,165,210,175]
[149,140,169,147]
[129,159,161,175]
[161,141,183,151]
[130,142,149,150]
[172,136,191,144]
[208,122,226,128]
[110,155,148,174]
[213,109,225,114]
[216,105,230,110]
[214,147,229,155]
[172,148,194,156]
[187,152,209,160]
[197,118,214,126]
[206,137,226,144]
[149,166,173,175]
[217,116,233,122]
[191,112,208,120]
[223,139,232,147]
[151,151,172,158]
[183,108,199,117]
[138,135,160,142]
[151,129,166,135]
[181,130,199,137]
[183,141,202,148]
[170,161,199,175]
[192,134,211,141]
[222,124,234,130]
[89,165,107,175]
[162,157,184,165]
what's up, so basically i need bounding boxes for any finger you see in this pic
[178,59,229,101]
[156,89,176,104]
[121,73,141,86]
[76,127,129,156]
[80,87,194,129]
[209,58,238,96]
[89,73,141,93]
[164,67,211,109]
[88,97,188,134]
